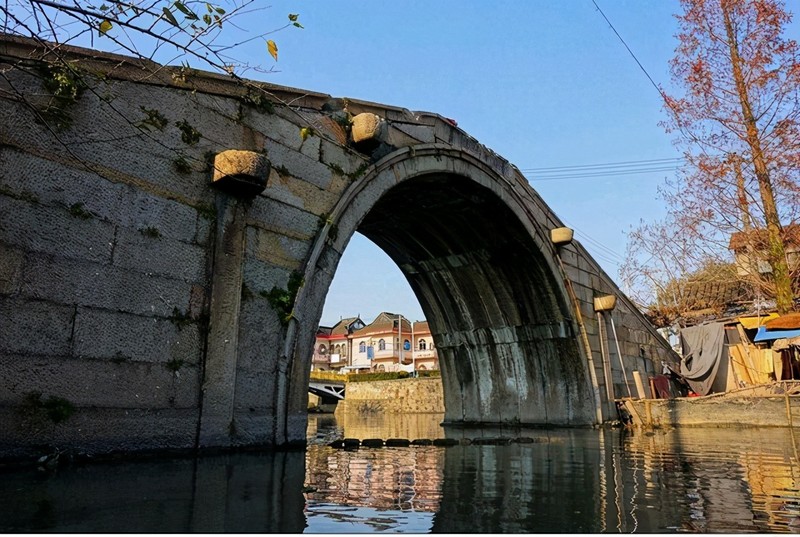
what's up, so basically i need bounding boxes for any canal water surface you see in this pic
[2,413,799,533]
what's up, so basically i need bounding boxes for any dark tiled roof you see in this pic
[679,278,752,310]
[330,317,361,336]
[354,312,412,336]
[316,326,333,336]
[413,320,430,333]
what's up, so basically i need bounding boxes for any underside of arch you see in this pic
[360,173,593,425]
[294,149,598,427]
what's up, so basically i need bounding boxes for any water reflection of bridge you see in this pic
[304,414,800,533]
[2,417,798,532]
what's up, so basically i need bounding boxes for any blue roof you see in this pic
[753,326,800,342]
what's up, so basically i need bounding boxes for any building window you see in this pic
[418,339,427,350]
[318,344,327,354]
[378,339,386,351]
[377,364,385,372]
[418,364,427,370]
[359,341,366,353]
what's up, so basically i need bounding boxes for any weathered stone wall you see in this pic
[0,35,678,459]
[336,378,445,415]
[557,240,675,410]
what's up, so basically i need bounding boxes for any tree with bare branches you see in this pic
[624,0,800,318]
[0,1,307,189]
[1,1,300,76]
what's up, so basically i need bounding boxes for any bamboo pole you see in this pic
[597,311,616,406]
[609,314,633,399]
[556,255,605,424]
[786,389,799,465]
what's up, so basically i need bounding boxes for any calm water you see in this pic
[1,413,799,533]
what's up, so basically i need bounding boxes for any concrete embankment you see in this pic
[335,377,444,415]
[623,394,800,429]
[331,377,445,441]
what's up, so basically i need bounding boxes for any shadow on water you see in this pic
[0,451,307,533]
[431,429,606,533]
[2,414,800,533]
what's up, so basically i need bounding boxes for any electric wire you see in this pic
[515,158,678,268]
[521,157,684,173]
[524,2,686,277]
[527,166,679,181]
[558,218,626,267]
[590,0,671,104]
[577,231,625,260]
[520,157,684,181]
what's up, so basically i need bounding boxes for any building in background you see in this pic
[312,312,439,373]
[728,224,800,278]
[311,317,365,372]
[410,320,437,371]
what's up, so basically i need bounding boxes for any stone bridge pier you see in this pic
[0,35,677,458]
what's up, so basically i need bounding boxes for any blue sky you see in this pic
[248,1,687,325]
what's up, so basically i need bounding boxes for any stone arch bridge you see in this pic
[0,36,676,458]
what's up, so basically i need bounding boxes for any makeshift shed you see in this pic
[751,313,800,381]
[678,314,797,396]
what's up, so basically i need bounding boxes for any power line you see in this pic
[521,157,683,173]
[526,166,679,182]
[578,232,625,262]
[518,156,683,181]
[590,0,670,103]
[558,218,626,268]
[574,231,625,264]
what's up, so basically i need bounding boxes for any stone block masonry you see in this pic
[0,35,677,460]
[336,378,445,415]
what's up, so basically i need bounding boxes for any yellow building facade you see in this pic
[312,312,439,373]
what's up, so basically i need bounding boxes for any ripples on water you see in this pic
[1,413,799,533]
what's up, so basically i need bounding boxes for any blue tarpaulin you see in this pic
[753,326,800,342]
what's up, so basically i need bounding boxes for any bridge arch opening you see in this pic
[289,149,597,435]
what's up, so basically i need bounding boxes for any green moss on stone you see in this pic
[260,271,304,326]
[138,107,168,131]
[68,202,93,219]
[175,119,201,145]
[21,392,76,424]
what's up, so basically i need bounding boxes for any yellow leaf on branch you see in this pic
[267,40,278,61]
[99,20,113,35]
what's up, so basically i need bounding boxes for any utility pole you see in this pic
[411,320,416,373]
[398,314,403,371]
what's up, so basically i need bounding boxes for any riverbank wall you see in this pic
[335,377,444,415]
[623,394,800,429]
